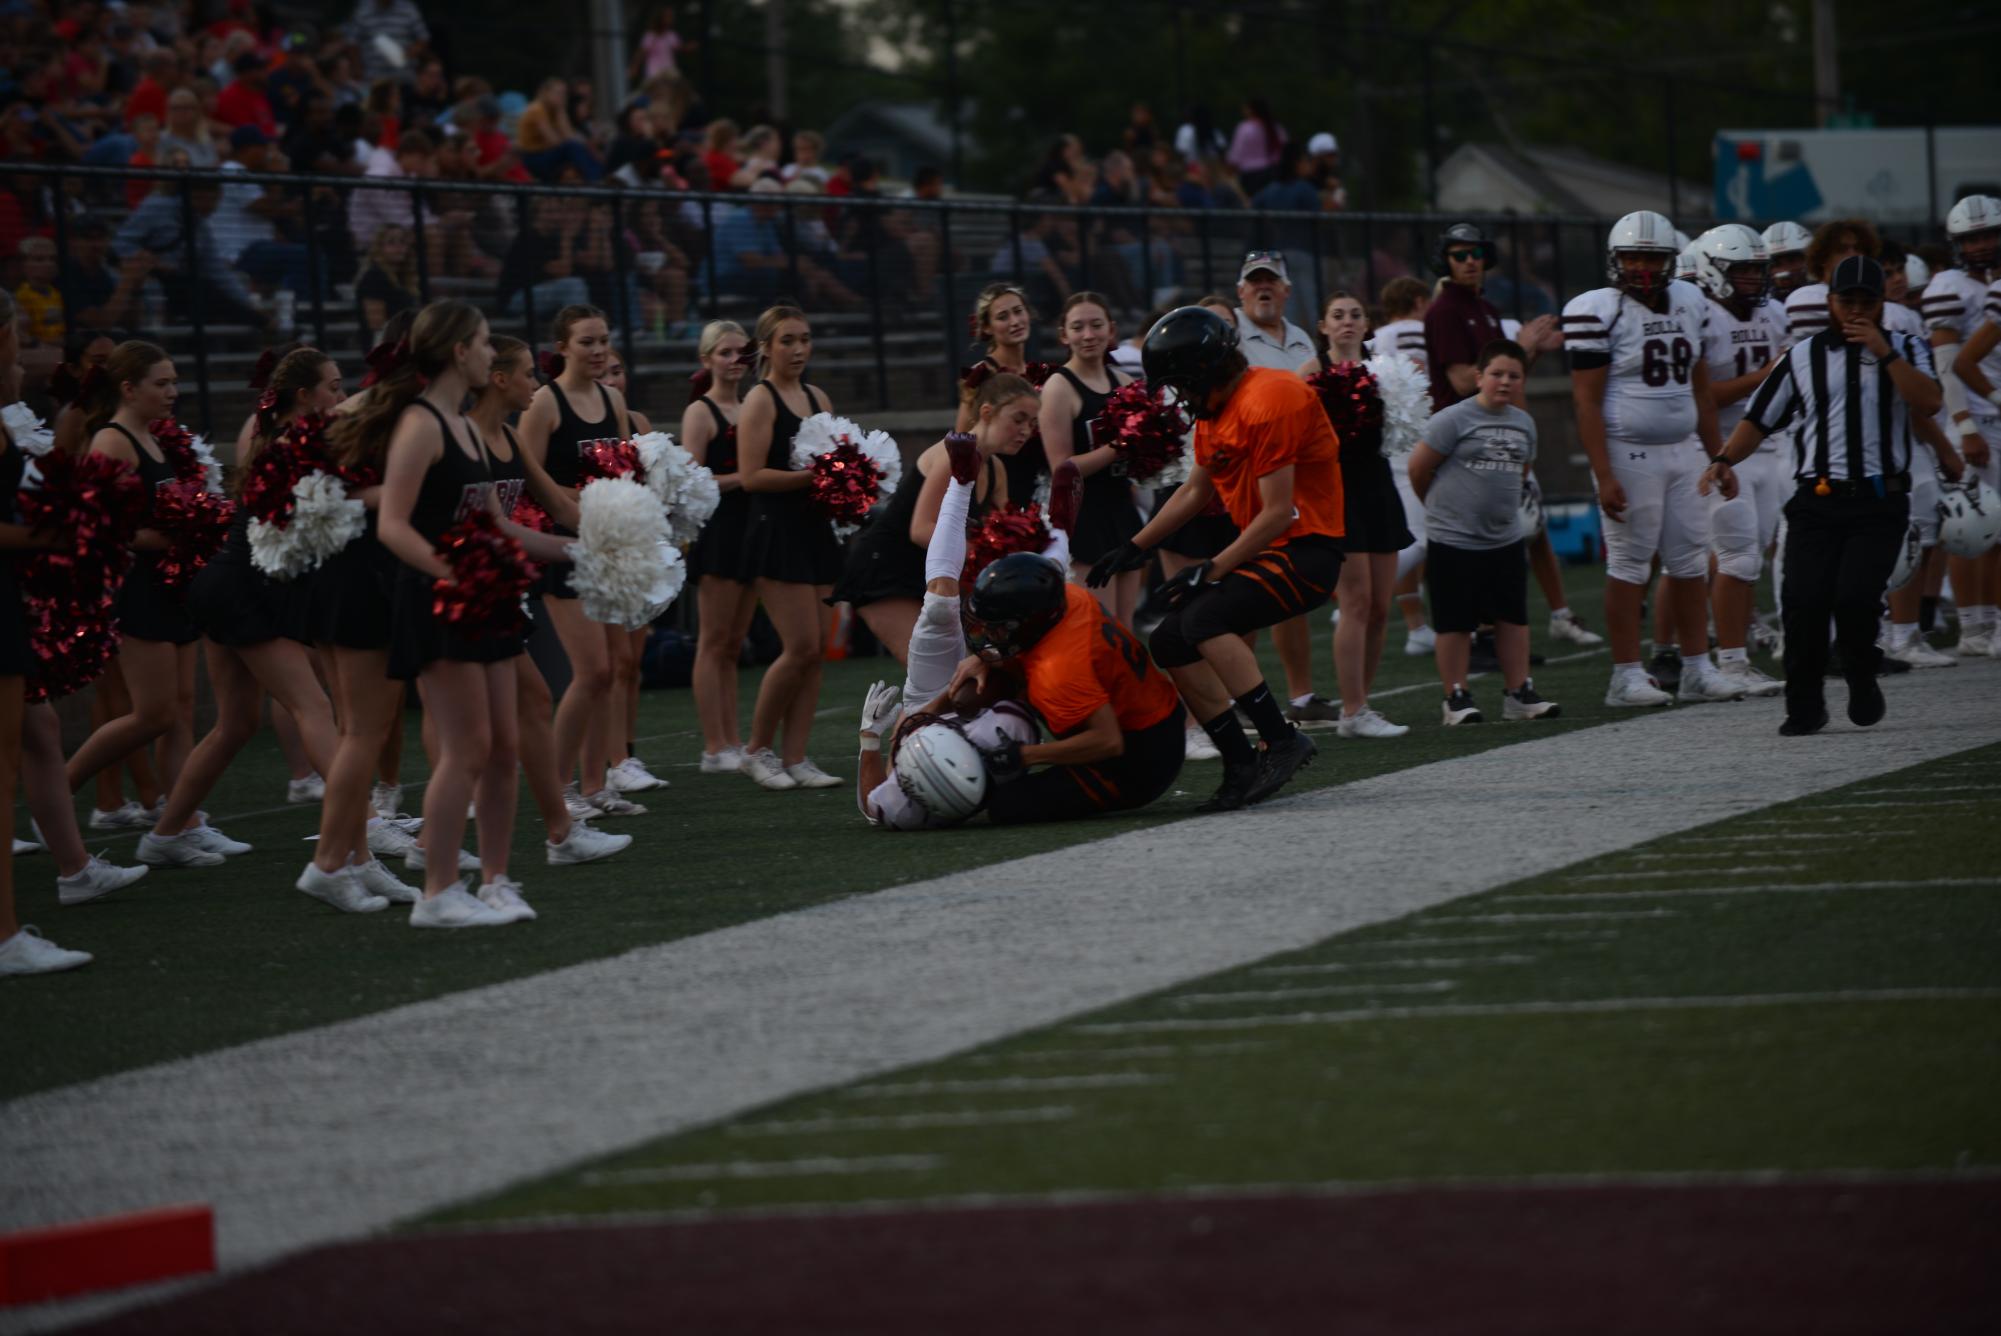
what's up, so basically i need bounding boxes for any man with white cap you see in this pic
[1307,132,1347,211]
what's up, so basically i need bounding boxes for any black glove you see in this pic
[1086,541,1149,588]
[983,736,1026,783]
[1155,561,1213,611]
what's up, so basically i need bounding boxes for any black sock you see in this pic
[1235,683,1290,746]
[1920,596,1938,633]
[1201,709,1257,766]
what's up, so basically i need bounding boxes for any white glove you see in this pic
[860,680,902,738]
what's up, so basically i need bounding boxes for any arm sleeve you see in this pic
[1920,277,1965,335]
[1560,291,1612,372]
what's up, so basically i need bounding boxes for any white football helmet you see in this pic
[1886,522,1923,592]
[1937,480,2001,559]
[893,721,989,822]
[1606,210,1679,297]
[1692,224,1771,304]
[1675,246,1700,282]
[1517,475,1545,539]
[1761,221,1813,256]
[1904,253,1932,290]
[1945,195,2001,271]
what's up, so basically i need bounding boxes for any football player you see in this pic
[1689,224,1788,695]
[1089,305,1341,811]
[1762,221,1814,302]
[1925,195,2001,654]
[1562,210,1733,706]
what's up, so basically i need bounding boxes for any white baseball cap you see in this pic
[1307,132,1339,156]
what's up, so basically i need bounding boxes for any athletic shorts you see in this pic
[1425,538,1528,634]
[1148,536,1343,669]
[1908,445,1940,546]
[1599,437,1710,583]
[986,706,1187,826]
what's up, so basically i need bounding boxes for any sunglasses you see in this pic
[1447,249,1485,263]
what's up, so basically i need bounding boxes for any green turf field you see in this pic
[423,742,2001,1227]
[5,567,1648,1097]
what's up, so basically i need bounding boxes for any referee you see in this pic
[1701,256,1945,736]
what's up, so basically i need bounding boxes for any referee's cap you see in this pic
[1830,255,1886,297]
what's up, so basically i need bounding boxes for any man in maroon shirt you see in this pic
[1422,222,1559,407]
[215,53,277,140]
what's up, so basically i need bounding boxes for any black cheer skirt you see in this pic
[387,565,527,681]
[0,561,28,676]
[1069,472,1144,566]
[1340,451,1416,556]
[685,490,751,583]
[186,544,308,649]
[741,494,844,587]
[115,555,201,646]
[305,537,396,651]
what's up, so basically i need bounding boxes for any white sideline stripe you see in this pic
[1365,648,1607,703]
[582,1154,943,1186]
[1254,955,1537,976]
[1069,987,2001,1036]
[1852,785,1994,795]
[1173,980,1457,1007]
[1429,910,1682,923]
[1562,864,1806,881]
[1499,877,1998,902]
[727,1106,1078,1137]
[6,662,1996,1305]
[843,1073,1163,1098]
[1815,798,1991,809]
[1680,833,1870,845]
[1323,934,1571,948]
[975,1042,1275,1064]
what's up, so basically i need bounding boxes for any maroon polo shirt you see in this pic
[1423,279,1506,409]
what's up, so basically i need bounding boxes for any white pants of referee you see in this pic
[1599,436,1710,585]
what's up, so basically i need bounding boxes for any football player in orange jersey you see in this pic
[1090,306,1344,811]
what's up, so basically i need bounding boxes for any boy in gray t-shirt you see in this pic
[1407,339,1560,725]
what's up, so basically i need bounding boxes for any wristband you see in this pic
[1877,347,1900,367]
[858,735,880,752]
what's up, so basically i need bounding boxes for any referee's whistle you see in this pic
[1815,477,1832,496]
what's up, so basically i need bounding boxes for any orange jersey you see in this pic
[1020,585,1181,736]
[1193,367,1344,544]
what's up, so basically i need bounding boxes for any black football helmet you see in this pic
[1431,222,1496,276]
[964,553,1068,662]
[1141,306,1245,419]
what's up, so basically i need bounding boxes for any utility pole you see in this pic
[1812,0,1838,127]
[590,0,627,123]
[767,0,790,121]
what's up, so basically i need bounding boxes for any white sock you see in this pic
[1717,646,1748,665]
[1890,621,1918,647]
[924,478,975,584]
[1613,660,1645,680]
[1680,651,1711,672]
[1291,693,1316,709]
[1551,606,1574,622]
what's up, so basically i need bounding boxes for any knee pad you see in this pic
[916,592,961,639]
[1147,611,1202,669]
[1602,516,1656,585]
[1710,495,1762,583]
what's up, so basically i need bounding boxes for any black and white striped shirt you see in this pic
[1743,327,1935,482]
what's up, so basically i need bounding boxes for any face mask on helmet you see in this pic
[1768,254,1808,296]
[1727,261,1770,305]
[1610,250,1673,299]
[1957,228,2001,274]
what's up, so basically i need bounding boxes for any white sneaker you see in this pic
[607,757,668,792]
[367,816,423,861]
[1337,709,1409,739]
[1404,625,1437,656]
[1547,613,1604,647]
[410,883,512,928]
[1749,620,1781,655]
[547,821,632,865]
[700,747,745,774]
[370,782,403,821]
[478,875,537,922]
[586,787,648,817]
[1183,727,1221,761]
[296,862,390,914]
[187,823,252,856]
[136,830,225,867]
[1885,639,1956,669]
[1604,674,1673,708]
[0,925,93,976]
[286,774,325,803]
[742,748,798,790]
[562,783,597,821]
[1678,663,1746,704]
[57,855,149,906]
[88,801,151,831]
[352,857,419,904]
[404,841,479,873]
[1502,680,1562,721]
[785,759,843,789]
[1957,630,1993,656]
[1714,658,1787,696]
[1441,688,1482,726]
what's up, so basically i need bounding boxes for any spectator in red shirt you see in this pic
[124,52,180,128]
[215,52,277,139]
[701,118,740,190]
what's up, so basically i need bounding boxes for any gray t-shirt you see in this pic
[1421,396,1535,550]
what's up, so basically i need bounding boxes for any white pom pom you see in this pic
[1366,353,1434,457]
[855,427,903,499]
[1149,425,1197,492]
[571,475,678,627]
[1,403,53,456]
[248,470,367,579]
[789,411,864,471]
[188,434,226,494]
[629,430,677,507]
[634,429,720,544]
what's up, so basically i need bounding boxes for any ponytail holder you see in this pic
[687,368,713,403]
[248,347,281,391]
[360,337,412,389]
[256,386,279,414]
[539,350,566,380]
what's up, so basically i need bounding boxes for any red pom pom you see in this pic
[151,479,237,595]
[18,450,148,701]
[1305,363,1385,449]
[145,418,209,487]
[803,442,885,527]
[1091,382,1189,483]
[431,510,537,639]
[510,493,555,534]
[963,503,1051,584]
[241,413,332,529]
[577,437,643,486]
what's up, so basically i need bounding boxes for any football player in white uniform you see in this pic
[1563,210,1730,707]
[1762,221,1813,303]
[1689,224,1789,695]
[1924,194,2001,654]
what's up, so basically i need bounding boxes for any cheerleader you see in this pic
[736,304,844,791]
[469,336,630,865]
[515,305,648,820]
[1298,292,1414,738]
[49,328,118,459]
[1040,293,1143,625]
[679,320,757,771]
[1,293,96,973]
[61,343,202,812]
[831,374,1036,663]
[953,283,1055,503]
[596,345,668,795]
[374,301,575,927]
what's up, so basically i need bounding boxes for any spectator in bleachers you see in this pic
[213,125,315,320]
[713,176,791,304]
[701,118,741,190]
[159,85,220,167]
[516,77,604,182]
[283,93,355,175]
[1306,132,1347,212]
[630,7,687,84]
[324,46,369,107]
[113,177,266,328]
[354,223,420,337]
[346,0,430,84]
[999,202,1082,312]
[1030,134,1085,197]
[731,125,782,189]
[124,50,179,129]
[1251,142,1325,325]
[497,194,593,317]
[404,57,451,128]
[15,236,64,347]
[1227,97,1286,195]
[214,51,276,138]
[1091,151,1175,308]
[627,196,695,338]
[784,130,828,187]
[606,102,667,183]
[362,77,403,154]
[61,218,150,331]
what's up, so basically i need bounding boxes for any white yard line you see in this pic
[842,1073,1164,1098]
[1498,877,1998,902]
[726,1106,1078,1137]
[581,1154,943,1186]
[1426,910,1684,923]
[4,661,1996,1319]
[972,1041,1274,1065]
[1172,980,1457,1007]
[1561,865,1807,881]
[1254,955,1537,976]
[1324,932,1612,947]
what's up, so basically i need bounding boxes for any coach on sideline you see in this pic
[1701,256,1944,737]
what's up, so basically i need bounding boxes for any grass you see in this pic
[421,743,2001,1226]
[6,561,1661,1098]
